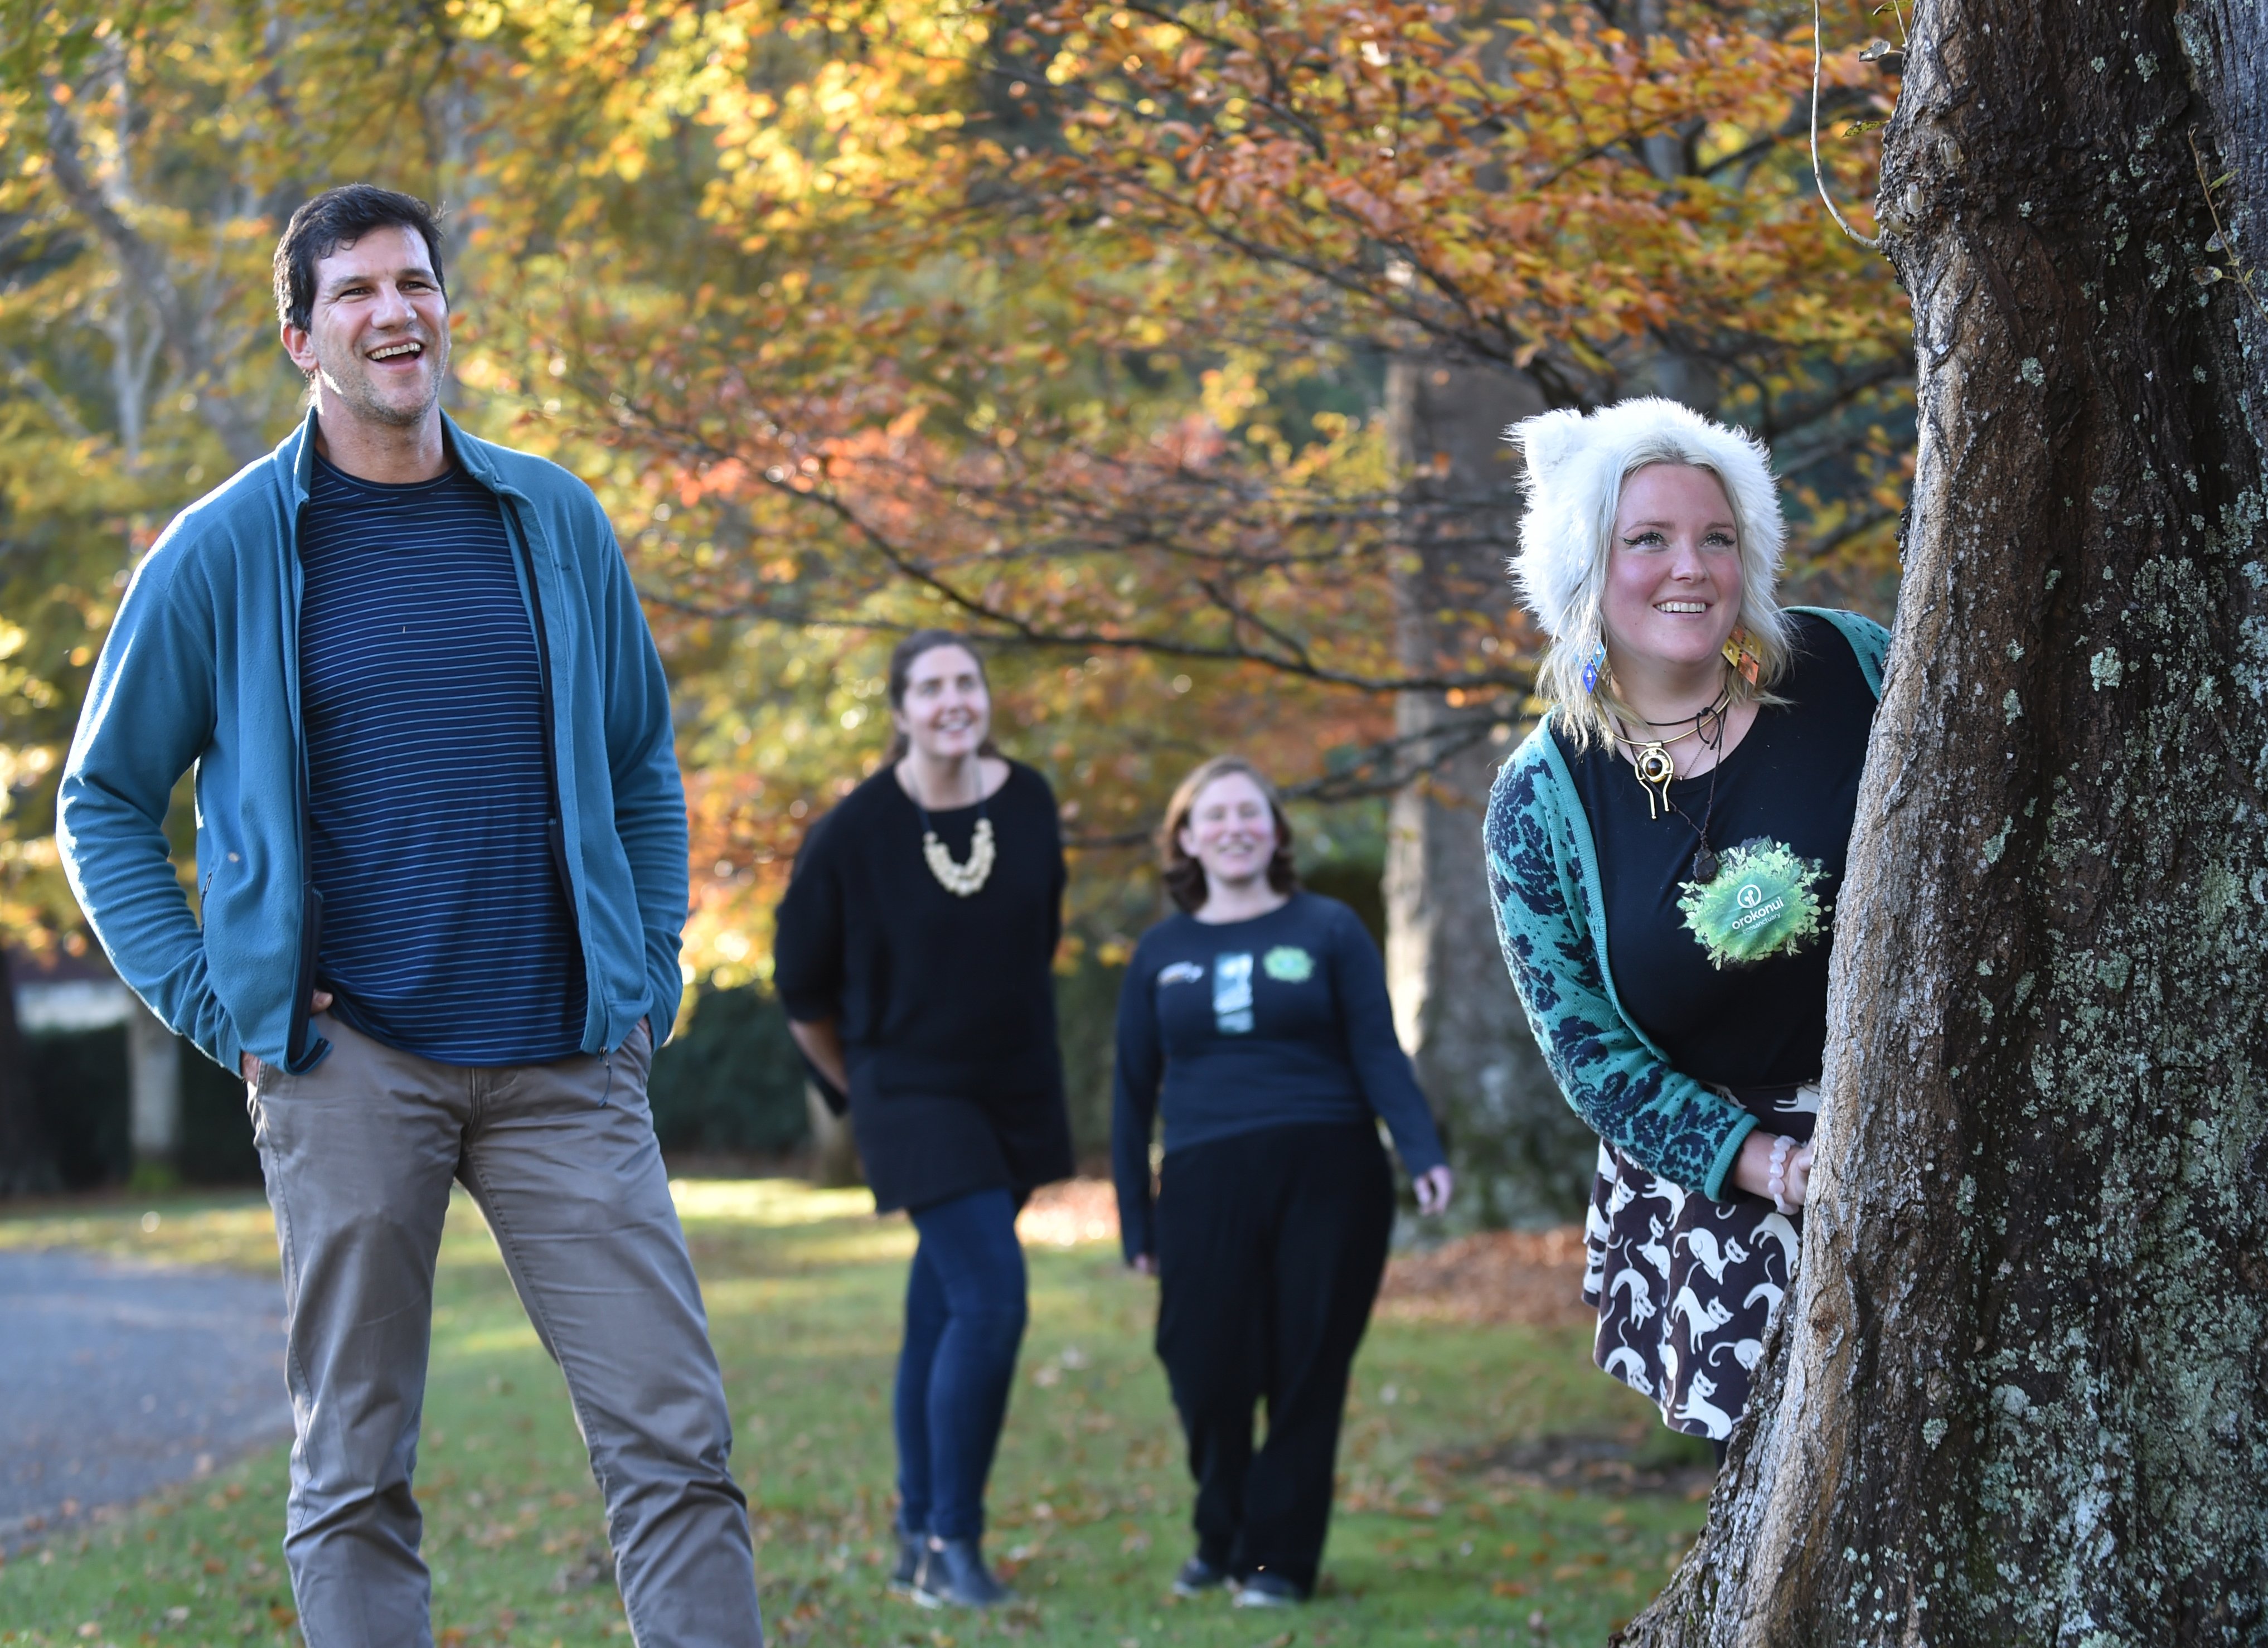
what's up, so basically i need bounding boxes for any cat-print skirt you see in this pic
[1579,1082,1817,1441]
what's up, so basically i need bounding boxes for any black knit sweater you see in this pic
[773,761,1075,1211]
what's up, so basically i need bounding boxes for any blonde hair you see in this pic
[1506,399,1796,750]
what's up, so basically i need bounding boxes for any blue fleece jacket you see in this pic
[57,410,688,1075]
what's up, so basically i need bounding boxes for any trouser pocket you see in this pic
[600,1016,656,1109]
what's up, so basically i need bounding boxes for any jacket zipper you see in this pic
[284,471,323,1072]
[501,491,587,1042]
[507,495,576,914]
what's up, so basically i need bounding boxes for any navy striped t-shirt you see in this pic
[298,452,586,1065]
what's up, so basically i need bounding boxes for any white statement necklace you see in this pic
[922,812,996,896]
[909,764,997,896]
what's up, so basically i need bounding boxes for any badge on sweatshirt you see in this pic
[1213,953,1255,1033]
[1262,946,1315,982]
[1677,838,1826,970]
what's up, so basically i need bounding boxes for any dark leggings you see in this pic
[1154,1122,1394,1593]
[894,1186,1029,1541]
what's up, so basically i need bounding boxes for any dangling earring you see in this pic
[1721,626,1760,686]
[1579,641,1608,695]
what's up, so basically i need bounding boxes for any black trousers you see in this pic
[1153,1121,1395,1592]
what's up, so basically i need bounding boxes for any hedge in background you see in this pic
[646,985,811,1156]
[18,1031,258,1190]
[18,985,819,1190]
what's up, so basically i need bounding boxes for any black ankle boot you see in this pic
[888,1526,926,1596]
[1233,1571,1310,1607]
[913,1536,1015,1608]
[1173,1554,1232,1596]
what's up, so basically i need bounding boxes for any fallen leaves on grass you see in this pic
[1373,1231,1592,1328]
[551,1542,613,1592]
[1422,1433,1715,1501]
[1010,1181,1593,1332]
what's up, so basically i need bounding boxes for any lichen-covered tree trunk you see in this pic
[1621,1,2268,1641]
[1383,355,1596,1227]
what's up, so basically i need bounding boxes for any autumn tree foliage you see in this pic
[0,4,446,950]
[448,0,1915,968]
[6,0,1910,1176]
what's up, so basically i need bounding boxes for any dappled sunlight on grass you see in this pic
[0,1187,534,1279]
[2,1174,1705,1645]
[757,1225,920,1266]
[443,1324,550,1356]
[0,1193,280,1273]
[675,1177,917,1274]
[439,1191,512,1268]
[668,1176,876,1228]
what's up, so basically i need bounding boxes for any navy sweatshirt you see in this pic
[1111,891,1447,1261]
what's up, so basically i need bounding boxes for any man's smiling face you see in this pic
[282,224,450,431]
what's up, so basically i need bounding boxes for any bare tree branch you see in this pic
[621,412,1537,695]
[1065,710,1513,849]
[40,72,269,466]
[2,348,92,440]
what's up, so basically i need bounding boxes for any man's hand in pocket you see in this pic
[241,991,333,1082]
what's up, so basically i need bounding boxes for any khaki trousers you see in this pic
[249,1012,762,1647]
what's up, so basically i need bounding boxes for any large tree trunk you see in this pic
[1384,356,1595,1226]
[1622,1,2268,1641]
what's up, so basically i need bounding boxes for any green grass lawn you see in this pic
[0,1182,1709,1646]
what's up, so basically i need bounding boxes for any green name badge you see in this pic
[1263,945,1315,982]
[1678,840,1826,970]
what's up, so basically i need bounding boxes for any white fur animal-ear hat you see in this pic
[1504,397,1786,637]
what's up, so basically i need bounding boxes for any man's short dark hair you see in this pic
[273,185,446,332]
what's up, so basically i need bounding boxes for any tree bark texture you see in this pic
[1622,1,2268,1640]
[1384,356,1595,1226]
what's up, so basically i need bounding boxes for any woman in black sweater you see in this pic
[1113,756,1452,1608]
[773,632,1074,1610]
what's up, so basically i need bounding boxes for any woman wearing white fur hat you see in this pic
[1480,398,1888,1460]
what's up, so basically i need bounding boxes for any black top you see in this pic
[1111,892,1447,1262]
[1559,611,1878,1089]
[772,760,1075,1212]
[299,453,584,1064]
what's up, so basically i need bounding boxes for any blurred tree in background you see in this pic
[0,0,1908,1214]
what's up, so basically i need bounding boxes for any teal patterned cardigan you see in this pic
[1481,608,1889,1201]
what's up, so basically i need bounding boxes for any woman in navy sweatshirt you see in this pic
[1112,755,1452,1608]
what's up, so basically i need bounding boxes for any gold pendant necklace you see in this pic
[1612,685,1734,820]
[1613,724,1703,820]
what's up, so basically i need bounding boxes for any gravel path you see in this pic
[0,1248,290,1549]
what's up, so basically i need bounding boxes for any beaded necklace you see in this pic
[907,763,997,896]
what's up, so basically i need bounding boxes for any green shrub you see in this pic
[178,1050,259,1183]
[646,985,811,1155]
[25,1026,130,1189]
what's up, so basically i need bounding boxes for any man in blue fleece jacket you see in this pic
[56,186,762,1647]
